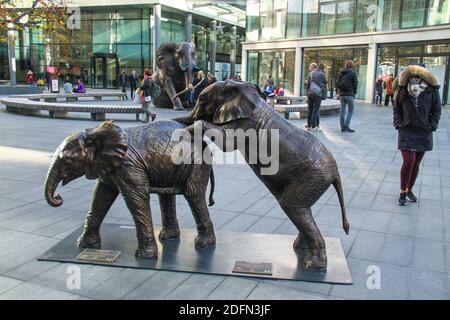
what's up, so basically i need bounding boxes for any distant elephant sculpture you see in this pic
[153,42,200,110]
[44,120,216,259]
[175,80,349,270]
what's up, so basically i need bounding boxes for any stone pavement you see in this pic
[0,96,449,300]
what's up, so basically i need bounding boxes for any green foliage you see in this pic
[0,0,69,44]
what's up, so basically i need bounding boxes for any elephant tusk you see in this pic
[172,81,204,101]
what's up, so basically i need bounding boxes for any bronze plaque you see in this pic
[76,249,121,263]
[232,260,273,275]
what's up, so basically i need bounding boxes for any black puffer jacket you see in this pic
[393,86,441,152]
[337,68,358,97]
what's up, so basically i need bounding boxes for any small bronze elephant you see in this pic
[44,120,216,259]
[176,80,350,270]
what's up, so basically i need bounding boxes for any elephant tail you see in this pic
[332,176,349,235]
[208,168,215,206]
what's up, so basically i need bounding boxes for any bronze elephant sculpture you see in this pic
[44,120,216,259]
[153,42,199,110]
[176,80,350,270]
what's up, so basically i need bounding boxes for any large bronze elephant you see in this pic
[44,120,216,259]
[152,42,199,110]
[176,80,350,270]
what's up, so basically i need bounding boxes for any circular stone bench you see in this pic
[274,99,341,119]
[9,91,127,102]
[0,97,144,121]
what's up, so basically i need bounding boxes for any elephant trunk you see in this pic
[172,114,194,125]
[44,155,64,207]
[185,61,194,90]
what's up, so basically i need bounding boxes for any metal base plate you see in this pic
[39,224,352,284]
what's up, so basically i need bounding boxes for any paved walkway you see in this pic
[0,97,449,299]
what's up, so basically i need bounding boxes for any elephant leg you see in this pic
[121,188,158,259]
[183,165,216,248]
[158,194,180,241]
[77,181,118,249]
[184,194,216,248]
[281,204,327,270]
[165,77,184,110]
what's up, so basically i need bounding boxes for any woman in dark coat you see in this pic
[393,65,441,205]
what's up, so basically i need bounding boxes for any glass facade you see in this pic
[377,41,450,104]
[247,50,295,94]
[1,5,244,86]
[303,47,368,99]
[247,0,450,40]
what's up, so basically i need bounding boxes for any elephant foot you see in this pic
[173,105,185,111]
[159,228,180,241]
[303,250,327,270]
[77,232,101,249]
[195,222,216,248]
[293,234,308,251]
[195,234,216,248]
[135,245,158,259]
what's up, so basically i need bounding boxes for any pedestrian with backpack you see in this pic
[337,60,358,132]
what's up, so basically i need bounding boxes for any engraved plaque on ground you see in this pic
[76,249,121,263]
[232,260,273,275]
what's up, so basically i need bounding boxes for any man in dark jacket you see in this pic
[119,71,128,99]
[337,60,358,132]
[129,70,138,100]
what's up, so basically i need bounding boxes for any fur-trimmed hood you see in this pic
[399,65,439,87]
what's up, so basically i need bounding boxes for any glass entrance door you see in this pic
[424,56,448,104]
[91,54,118,89]
[92,57,105,89]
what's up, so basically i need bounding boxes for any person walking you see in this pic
[45,71,51,91]
[119,71,128,99]
[139,68,156,123]
[375,76,384,106]
[337,60,358,132]
[306,63,327,131]
[384,74,395,107]
[129,70,138,100]
[393,65,441,205]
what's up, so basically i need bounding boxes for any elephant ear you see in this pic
[81,121,128,178]
[155,42,178,76]
[213,80,260,125]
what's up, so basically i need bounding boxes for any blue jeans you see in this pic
[340,96,354,128]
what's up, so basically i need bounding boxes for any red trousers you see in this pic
[400,151,425,191]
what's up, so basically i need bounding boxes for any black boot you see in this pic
[407,190,417,202]
[397,192,407,206]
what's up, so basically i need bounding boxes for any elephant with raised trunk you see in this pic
[44,120,216,259]
[175,80,349,270]
[153,42,200,110]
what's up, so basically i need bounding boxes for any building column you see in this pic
[230,26,237,78]
[241,49,247,81]
[185,13,192,43]
[365,42,377,103]
[209,20,216,75]
[7,18,16,86]
[294,46,302,96]
[152,3,161,72]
